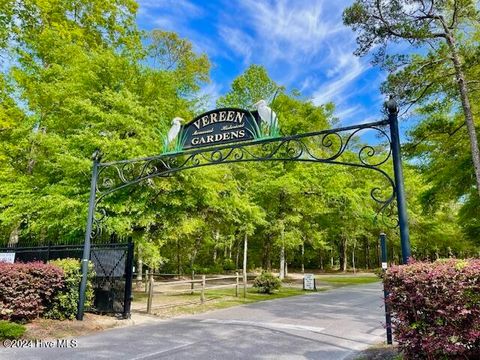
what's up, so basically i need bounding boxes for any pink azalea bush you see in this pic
[0,262,64,321]
[384,258,480,359]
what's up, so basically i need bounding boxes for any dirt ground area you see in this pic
[21,314,132,341]
[353,344,401,359]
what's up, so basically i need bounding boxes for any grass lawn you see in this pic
[207,286,311,302]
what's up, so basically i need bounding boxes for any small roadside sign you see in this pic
[0,253,15,263]
[303,273,316,291]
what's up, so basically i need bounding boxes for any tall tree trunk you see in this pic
[190,237,201,274]
[352,249,355,274]
[262,234,272,270]
[352,249,356,274]
[136,246,143,282]
[319,248,323,270]
[235,237,240,270]
[266,234,271,270]
[279,244,285,280]
[301,241,305,274]
[176,239,181,275]
[442,25,480,197]
[339,235,347,272]
[279,225,285,280]
[243,233,248,281]
[352,239,357,274]
[365,236,370,269]
[213,230,219,263]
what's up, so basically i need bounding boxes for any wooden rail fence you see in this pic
[142,272,246,314]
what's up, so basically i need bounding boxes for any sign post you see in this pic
[0,253,15,263]
[386,98,411,264]
[303,273,316,291]
[380,233,393,345]
[77,150,101,321]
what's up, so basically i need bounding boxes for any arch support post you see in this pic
[77,150,102,320]
[386,98,411,264]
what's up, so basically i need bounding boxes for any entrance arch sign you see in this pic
[76,98,411,320]
[183,108,261,149]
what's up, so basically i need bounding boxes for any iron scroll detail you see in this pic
[93,119,397,229]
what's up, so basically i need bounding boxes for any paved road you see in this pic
[1,282,386,360]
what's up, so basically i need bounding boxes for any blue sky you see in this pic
[136,0,391,128]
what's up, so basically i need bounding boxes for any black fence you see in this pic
[0,241,134,317]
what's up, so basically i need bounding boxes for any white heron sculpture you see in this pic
[167,117,183,145]
[254,99,278,129]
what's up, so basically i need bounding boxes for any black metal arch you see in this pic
[96,120,394,210]
[77,102,411,320]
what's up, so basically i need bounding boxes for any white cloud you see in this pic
[218,26,254,64]
[151,16,176,31]
[326,46,362,78]
[312,55,367,105]
[137,0,204,18]
[335,105,362,120]
[138,0,203,33]
[298,76,317,93]
[225,0,347,64]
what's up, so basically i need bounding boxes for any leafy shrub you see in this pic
[203,264,224,274]
[384,259,480,359]
[222,259,236,271]
[0,320,25,340]
[44,259,95,320]
[253,272,281,294]
[0,320,26,340]
[0,262,64,321]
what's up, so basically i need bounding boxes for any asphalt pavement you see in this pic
[0,282,386,360]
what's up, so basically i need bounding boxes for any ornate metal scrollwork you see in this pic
[92,119,398,230]
[91,208,107,239]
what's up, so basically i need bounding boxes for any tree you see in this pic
[0,0,140,244]
[0,2,210,246]
[343,0,480,198]
[216,65,279,109]
[148,30,210,97]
